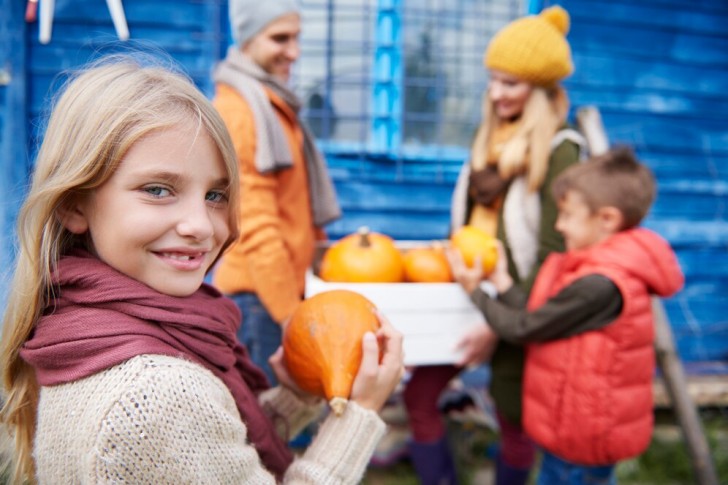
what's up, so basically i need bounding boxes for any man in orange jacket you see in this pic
[211,0,340,385]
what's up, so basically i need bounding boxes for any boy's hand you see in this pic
[445,246,483,295]
[490,240,514,293]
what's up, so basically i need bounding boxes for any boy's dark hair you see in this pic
[551,146,656,230]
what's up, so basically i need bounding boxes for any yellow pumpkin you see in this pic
[450,225,498,275]
[320,226,405,282]
[403,245,453,283]
[283,289,380,415]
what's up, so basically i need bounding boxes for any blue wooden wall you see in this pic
[0,0,726,364]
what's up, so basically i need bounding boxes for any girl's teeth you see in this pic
[166,253,192,261]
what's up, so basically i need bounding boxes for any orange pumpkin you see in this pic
[450,225,498,275]
[403,245,453,283]
[319,226,405,282]
[283,289,380,415]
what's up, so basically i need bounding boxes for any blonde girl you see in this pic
[1,55,403,484]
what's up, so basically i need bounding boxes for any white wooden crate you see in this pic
[305,269,491,366]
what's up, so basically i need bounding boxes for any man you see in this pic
[212,0,341,385]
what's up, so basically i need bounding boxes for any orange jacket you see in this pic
[523,228,683,465]
[212,83,324,323]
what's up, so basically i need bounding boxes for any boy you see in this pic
[448,146,684,484]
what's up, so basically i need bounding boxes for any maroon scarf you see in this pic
[21,250,293,479]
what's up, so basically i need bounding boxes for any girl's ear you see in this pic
[56,198,89,234]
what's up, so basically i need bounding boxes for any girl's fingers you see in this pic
[358,332,380,376]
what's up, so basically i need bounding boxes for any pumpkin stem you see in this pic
[357,226,371,248]
[329,397,349,416]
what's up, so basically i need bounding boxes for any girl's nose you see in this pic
[177,201,214,240]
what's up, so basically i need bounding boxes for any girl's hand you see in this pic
[454,324,499,367]
[350,310,404,412]
[445,246,483,295]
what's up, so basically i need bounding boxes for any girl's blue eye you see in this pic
[144,186,171,198]
[206,190,227,203]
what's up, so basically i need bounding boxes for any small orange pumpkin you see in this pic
[283,289,380,415]
[403,244,453,283]
[320,226,405,283]
[450,225,498,275]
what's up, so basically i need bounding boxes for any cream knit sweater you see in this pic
[34,354,386,483]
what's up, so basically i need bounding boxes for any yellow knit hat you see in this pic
[485,6,573,86]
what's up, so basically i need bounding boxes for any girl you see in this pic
[402,6,586,485]
[0,55,403,484]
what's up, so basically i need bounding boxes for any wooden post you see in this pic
[652,298,719,485]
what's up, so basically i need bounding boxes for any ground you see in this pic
[357,395,728,485]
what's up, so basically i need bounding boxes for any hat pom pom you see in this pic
[540,5,570,35]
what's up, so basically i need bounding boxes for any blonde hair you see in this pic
[0,55,240,483]
[470,85,569,192]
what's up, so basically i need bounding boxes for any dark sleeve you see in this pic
[470,274,623,344]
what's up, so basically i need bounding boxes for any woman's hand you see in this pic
[350,310,405,412]
[445,246,483,295]
[454,324,499,367]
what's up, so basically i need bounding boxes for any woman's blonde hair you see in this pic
[470,84,570,192]
[0,54,240,483]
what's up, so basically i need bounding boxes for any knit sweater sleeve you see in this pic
[259,386,326,440]
[86,356,384,484]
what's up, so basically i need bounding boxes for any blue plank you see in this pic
[568,23,728,67]
[609,0,728,15]
[568,88,728,121]
[565,1,728,36]
[51,0,214,29]
[639,151,728,181]
[0,0,30,311]
[599,112,728,155]
[569,53,728,98]
[673,248,728,280]
[335,180,453,212]
[645,220,728,247]
[325,210,451,241]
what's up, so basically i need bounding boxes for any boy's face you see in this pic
[63,123,232,297]
[243,13,301,83]
[555,190,613,251]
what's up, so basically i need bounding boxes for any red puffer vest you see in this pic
[523,228,683,465]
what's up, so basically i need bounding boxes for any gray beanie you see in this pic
[230,0,301,47]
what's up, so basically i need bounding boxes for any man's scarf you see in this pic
[213,46,341,227]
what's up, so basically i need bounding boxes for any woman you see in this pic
[402,6,586,485]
